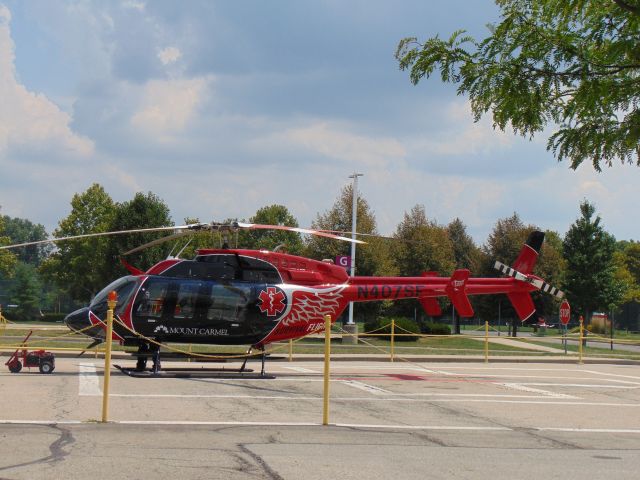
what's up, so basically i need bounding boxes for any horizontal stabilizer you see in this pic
[507,292,536,321]
[445,269,474,317]
[419,297,442,317]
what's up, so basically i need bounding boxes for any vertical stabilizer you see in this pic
[512,231,544,274]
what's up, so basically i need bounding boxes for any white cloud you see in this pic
[0,5,94,156]
[158,46,181,65]
[121,1,146,12]
[130,76,212,139]
[254,121,406,169]
[415,100,513,156]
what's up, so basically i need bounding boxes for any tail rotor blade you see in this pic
[494,261,564,299]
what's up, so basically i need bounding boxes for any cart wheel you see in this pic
[39,360,54,374]
[8,361,22,373]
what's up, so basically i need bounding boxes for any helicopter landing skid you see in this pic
[113,364,275,379]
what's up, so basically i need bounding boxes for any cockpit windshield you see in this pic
[90,276,140,314]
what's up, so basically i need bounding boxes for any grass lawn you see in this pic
[2,323,639,360]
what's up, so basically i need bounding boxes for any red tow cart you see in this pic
[5,330,55,374]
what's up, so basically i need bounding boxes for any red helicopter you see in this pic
[2,223,562,375]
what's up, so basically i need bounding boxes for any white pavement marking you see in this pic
[74,392,640,407]
[282,366,317,373]
[583,369,640,384]
[341,380,392,395]
[79,362,102,396]
[537,427,640,434]
[2,419,640,434]
[513,383,639,389]
[498,383,578,399]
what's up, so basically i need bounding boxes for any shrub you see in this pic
[364,317,421,342]
[421,321,451,335]
[41,313,67,323]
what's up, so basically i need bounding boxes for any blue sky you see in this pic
[0,0,637,244]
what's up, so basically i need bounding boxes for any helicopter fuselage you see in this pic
[64,248,539,349]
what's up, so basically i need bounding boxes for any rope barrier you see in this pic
[0,317,638,360]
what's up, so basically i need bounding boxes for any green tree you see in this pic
[40,184,116,303]
[393,205,455,276]
[563,200,622,319]
[1,216,49,266]
[241,205,304,254]
[447,218,481,272]
[622,241,640,283]
[613,250,640,302]
[0,211,17,277]
[389,205,454,320]
[396,0,640,171]
[476,213,539,323]
[103,192,174,278]
[612,241,640,302]
[306,185,394,277]
[306,185,394,322]
[10,263,42,321]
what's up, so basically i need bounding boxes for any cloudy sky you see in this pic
[0,0,637,244]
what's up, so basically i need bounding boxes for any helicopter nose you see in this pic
[64,307,92,334]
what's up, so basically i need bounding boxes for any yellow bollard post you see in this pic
[390,319,395,362]
[288,339,293,362]
[484,320,489,363]
[102,291,117,423]
[578,315,584,365]
[322,314,331,426]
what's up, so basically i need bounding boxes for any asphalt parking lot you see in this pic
[0,357,639,479]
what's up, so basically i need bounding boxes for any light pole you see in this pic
[347,172,363,326]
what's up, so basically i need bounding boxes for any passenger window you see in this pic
[207,283,250,323]
[174,281,202,320]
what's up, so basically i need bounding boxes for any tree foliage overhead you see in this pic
[396,0,640,171]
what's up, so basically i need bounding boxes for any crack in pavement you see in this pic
[239,444,285,480]
[0,425,75,474]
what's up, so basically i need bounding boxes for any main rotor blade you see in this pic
[236,222,366,244]
[123,231,194,255]
[0,224,199,251]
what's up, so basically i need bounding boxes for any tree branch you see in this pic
[612,0,640,15]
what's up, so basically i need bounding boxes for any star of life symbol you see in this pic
[258,287,287,317]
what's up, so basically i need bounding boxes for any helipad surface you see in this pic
[0,357,638,479]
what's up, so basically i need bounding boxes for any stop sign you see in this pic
[559,300,571,325]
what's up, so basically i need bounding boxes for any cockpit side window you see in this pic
[134,278,170,319]
[90,276,139,314]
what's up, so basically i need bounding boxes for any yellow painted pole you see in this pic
[288,339,293,362]
[484,320,489,363]
[101,291,117,423]
[322,314,331,426]
[578,315,584,365]
[390,319,395,362]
